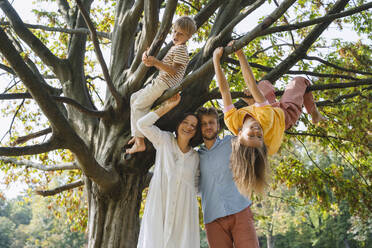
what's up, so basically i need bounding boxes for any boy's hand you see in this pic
[213,47,224,64]
[142,50,158,67]
[228,40,244,57]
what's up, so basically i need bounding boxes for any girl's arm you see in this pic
[232,43,266,104]
[213,47,233,108]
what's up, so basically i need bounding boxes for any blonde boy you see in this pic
[126,16,197,156]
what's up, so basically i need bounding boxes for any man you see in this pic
[197,107,259,248]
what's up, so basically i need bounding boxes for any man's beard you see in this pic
[202,131,218,141]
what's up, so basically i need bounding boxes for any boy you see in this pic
[125,16,197,156]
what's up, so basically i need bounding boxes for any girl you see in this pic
[212,43,325,196]
[136,93,200,248]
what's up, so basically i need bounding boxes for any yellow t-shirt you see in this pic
[224,105,285,155]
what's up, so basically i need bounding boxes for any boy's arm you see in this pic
[235,49,266,104]
[142,51,181,76]
[213,47,233,108]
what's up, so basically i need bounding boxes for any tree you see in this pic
[0,0,371,247]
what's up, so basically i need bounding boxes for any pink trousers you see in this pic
[205,207,259,248]
[258,76,316,130]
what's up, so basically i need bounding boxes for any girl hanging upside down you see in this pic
[212,41,326,197]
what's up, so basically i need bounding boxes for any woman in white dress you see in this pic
[136,94,200,248]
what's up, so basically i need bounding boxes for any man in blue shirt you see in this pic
[197,107,259,248]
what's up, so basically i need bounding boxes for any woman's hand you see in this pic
[155,93,181,117]
[163,93,181,109]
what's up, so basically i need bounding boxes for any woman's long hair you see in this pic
[174,113,201,147]
[230,137,269,197]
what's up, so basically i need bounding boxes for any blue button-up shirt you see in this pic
[198,135,251,224]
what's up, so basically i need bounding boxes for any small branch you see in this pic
[0,62,14,74]
[0,156,80,171]
[75,0,122,109]
[226,57,359,80]
[10,128,52,146]
[36,179,84,196]
[260,2,372,36]
[207,79,372,100]
[0,138,61,156]
[0,21,111,39]
[304,55,372,76]
[262,0,350,82]
[285,131,355,143]
[316,88,370,107]
[0,93,107,118]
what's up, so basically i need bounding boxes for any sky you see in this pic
[0,0,367,198]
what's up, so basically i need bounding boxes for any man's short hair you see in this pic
[174,16,197,36]
[196,107,219,124]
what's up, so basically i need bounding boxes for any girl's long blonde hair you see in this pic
[230,137,269,197]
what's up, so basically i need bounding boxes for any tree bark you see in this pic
[86,175,145,248]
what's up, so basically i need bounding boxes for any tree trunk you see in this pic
[85,174,145,248]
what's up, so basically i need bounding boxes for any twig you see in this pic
[36,179,84,196]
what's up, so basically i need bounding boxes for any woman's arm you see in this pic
[213,47,233,108]
[137,94,181,147]
[154,93,181,117]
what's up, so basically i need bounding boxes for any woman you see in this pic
[136,93,200,248]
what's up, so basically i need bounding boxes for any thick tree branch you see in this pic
[0,156,80,171]
[56,0,74,28]
[304,55,372,76]
[75,0,122,109]
[0,0,66,77]
[0,138,61,156]
[194,0,225,28]
[11,128,52,146]
[262,0,351,83]
[0,93,107,118]
[0,21,110,39]
[36,179,84,196]
[260,2,372,36]
[110,0,144,83]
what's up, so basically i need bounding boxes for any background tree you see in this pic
[0,0,371,247]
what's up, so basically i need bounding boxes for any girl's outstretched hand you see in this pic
[228,40,244,57]
[213,47,224,64]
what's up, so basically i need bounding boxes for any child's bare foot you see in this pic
[125,137,146,154]
[311,109,326,124]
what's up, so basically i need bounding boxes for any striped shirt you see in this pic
[157,44,189,88]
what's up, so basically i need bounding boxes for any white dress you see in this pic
[136,112,200,248]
